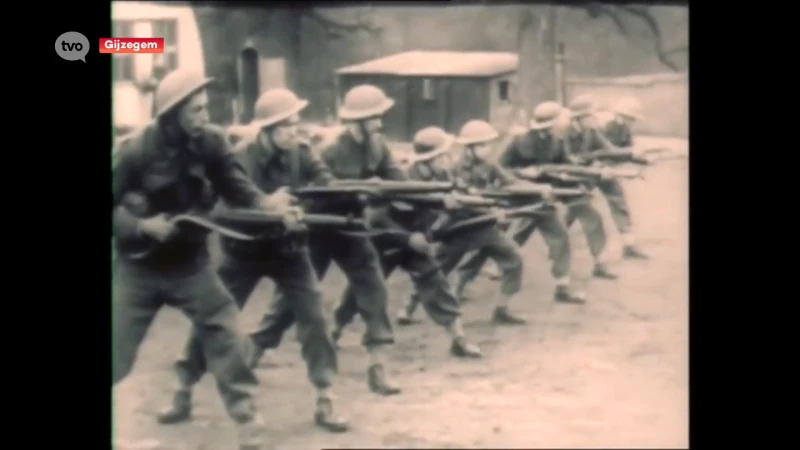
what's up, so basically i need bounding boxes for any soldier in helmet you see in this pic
[338,126,481,358]
[256,84,403,396]
[567,94,647,260]
[454,101,588,304]
[433,120,529,324]
[113,70,297,448]
[156,88,348,432]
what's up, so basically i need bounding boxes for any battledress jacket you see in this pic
[112,122,266,265]
[218,136,333,255]
[319,129,410,246]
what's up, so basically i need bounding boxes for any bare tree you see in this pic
[581,3,687,71]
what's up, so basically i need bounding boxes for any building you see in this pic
[335,51,519,141]
[111,1,205,136]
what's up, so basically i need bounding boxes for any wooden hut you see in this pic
[335,51,519,142]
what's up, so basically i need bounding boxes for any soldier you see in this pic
[112,70,295,449]
[434,120,528,324]
[339,126,481,358]
[156,89,348,432]
[253,84,401,396]
[567,94,647,259]
[454,102,589,304]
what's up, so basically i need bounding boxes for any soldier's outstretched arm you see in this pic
[203,127,267,208]
[111,140,142,239]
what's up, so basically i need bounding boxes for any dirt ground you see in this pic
[113,137,689,450]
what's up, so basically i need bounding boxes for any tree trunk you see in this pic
[512,5,556,127]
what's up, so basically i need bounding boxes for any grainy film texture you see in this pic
[111,1,688,449]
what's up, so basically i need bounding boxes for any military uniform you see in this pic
[338,127,481,358]
[113,121,264,426]
[455,103,587,303]
[568,95,646,260]
[254,84,401,396]
[431,120,527,324]
[157,88,348,432]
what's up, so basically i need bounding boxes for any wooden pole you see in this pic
[551,6,566,105]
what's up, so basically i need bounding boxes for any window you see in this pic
[498,80,510,102]
[422,78,435,101]
[152,20,179,71]
[112,21,135,82]
[113,55,135,82]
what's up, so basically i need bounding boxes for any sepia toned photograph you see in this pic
[111,1,689,449]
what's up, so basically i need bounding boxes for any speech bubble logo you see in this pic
[55,31,90,63]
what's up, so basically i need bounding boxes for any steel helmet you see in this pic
[529,101,564,130]
[412,126,456,161]
[568,94,598,118]
[455,120,499,145]
[338,85,395,121]
[612,97,643,120]
[252,88,309,128]
[154,69,215,117]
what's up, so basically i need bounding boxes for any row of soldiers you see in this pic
[112,69,650,449]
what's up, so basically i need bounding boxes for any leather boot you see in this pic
[592,263,618,280]
[554,285,587,304]
[156,390,192,425]
[396,294,420,326]
[492,307,527,325]
[367,364,401,396]
[313,397,350,433]
[450,338,482,358]
[623,245,649,260]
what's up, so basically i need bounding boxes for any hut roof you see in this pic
[336,51,519,77]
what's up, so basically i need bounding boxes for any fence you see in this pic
[566,72,688,138]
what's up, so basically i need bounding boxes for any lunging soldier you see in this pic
[157,89,348,432]
[254,84,401,396]
[112,70,292,448]
[433,120,528,324]
[455,101,588,303]
[567,94,647,260]
[340,126,482,358]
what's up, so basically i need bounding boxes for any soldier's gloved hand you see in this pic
[491,207,508,223]
[520,167,540,179]
[261,187,297,212]
[442,194,461,210]
[408,232,432,255]
[539,184,555,203]
[137,214,176,242]
[567,155,586,165]
[281,206,306,231]
[599,167,614,180]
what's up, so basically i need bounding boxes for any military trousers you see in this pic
[436,226,523,296]
[253,232,394,348]
[337,242,462,329]
[457,208,572,284]
[597,179,633,235]
[113,258,259,424]
[173,247,337,390]
[564,201,608,259]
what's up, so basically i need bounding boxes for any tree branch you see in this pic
[578,3,685,72]
[303,10,381,40]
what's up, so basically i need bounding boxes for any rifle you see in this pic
[387,192,499,210]
[475,184,590,204]
[292,180,458,210]
[342,201,550,243]
[211,209,367,232]
[583,146,687,165]
[536,164,645,181]
[125,214,259,261]
[330,179,454,193]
